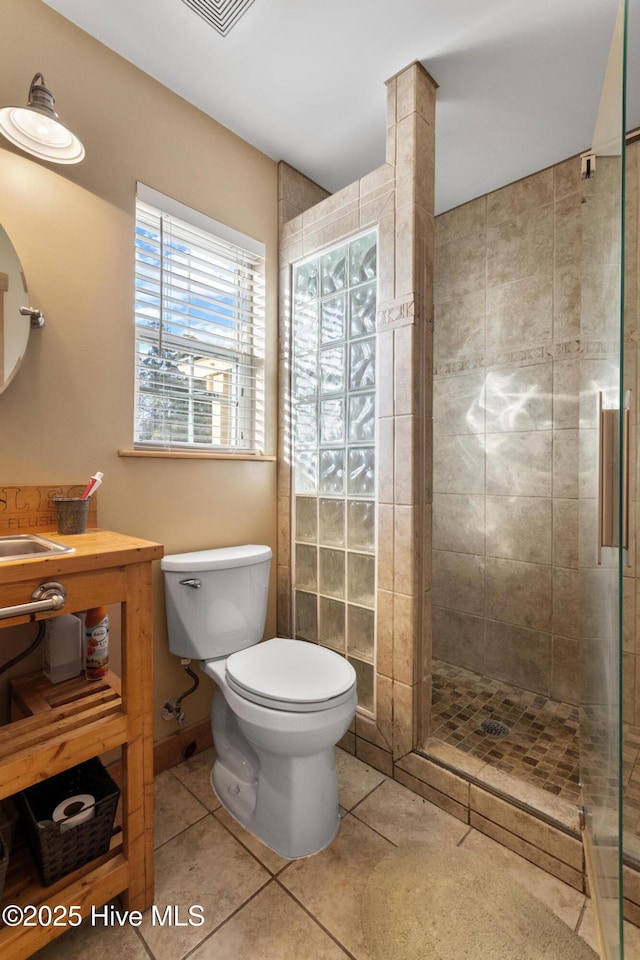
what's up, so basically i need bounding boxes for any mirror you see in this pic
[0,223,31,394]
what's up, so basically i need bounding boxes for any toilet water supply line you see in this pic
[162,659,200,724]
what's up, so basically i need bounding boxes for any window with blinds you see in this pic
[134,184,266,453]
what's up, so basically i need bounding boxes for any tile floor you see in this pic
[31,747,640,960]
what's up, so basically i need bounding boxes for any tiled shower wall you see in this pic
[432,159,585,704]
[432,139,640,721]
[278,162,331,228]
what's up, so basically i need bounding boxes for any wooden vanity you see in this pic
[0,516,162,959]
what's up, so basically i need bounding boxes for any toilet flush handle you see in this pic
[180,578,202,589]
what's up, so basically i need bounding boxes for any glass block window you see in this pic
[291,230,377,716]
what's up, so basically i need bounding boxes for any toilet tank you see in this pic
[161,544,272,660]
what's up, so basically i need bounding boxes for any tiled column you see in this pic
[374,63,436,761]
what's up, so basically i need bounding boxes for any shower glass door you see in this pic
[579,0,628,956]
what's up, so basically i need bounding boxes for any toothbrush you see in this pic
[80,471,103,500]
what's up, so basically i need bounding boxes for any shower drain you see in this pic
[480,719,510,737]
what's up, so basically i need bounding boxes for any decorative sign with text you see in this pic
[0,486,98,533]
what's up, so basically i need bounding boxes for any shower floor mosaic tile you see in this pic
[431,660,640,858]
[431,660,581,801]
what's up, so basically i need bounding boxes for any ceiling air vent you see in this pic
[180,0,257,36]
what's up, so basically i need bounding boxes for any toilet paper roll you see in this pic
[52,794,95,834]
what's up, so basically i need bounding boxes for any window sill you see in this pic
[118,449,277,462]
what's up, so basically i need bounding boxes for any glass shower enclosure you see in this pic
[579,0,628,956]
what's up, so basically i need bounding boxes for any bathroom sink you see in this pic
[0,534,75,562]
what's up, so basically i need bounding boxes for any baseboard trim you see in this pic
[154,718,213,775]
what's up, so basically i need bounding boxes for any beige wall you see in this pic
[0,0,279,739]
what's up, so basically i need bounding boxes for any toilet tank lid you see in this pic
[161,544,272,572]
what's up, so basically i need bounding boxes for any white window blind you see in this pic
[134,184,265,453]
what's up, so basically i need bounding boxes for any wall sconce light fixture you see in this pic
[0,73,84,164]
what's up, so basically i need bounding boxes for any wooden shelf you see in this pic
[2,672,126,799]
[9,671,122,719]
[0,527,162,959]
[0,839,127,957]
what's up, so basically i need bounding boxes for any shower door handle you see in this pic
[597,391,630,564]
[598,393,618,562]
[623,391,631,560]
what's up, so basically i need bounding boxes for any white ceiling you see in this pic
[42,0,638,214]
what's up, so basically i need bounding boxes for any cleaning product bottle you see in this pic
[84,606,109,680]
[43,614,83,684]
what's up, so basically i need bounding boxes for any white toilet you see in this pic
[161,544,357,859]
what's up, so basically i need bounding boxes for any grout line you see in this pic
[133,924,156,960]
[274,859,293,879]
[347,809,399,849]
[180,877,273,960]
[209,806,287,876]
[274,876,359,960]
[152,810,211,854]
[160,764,280,872]
[456,825,474,847]
[574,897,589,934]
[348,776,390,814]
[160,763,308,875]
[166,765,216,813]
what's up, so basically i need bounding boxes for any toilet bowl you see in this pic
[204,638,357,858]
[161,545,358,859]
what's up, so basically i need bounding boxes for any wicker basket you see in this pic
[0,835,7,900]
[18,758,119,886]
[0,797,18,852]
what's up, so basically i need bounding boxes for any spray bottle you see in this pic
[84,605,109,680]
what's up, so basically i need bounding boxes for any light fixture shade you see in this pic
[0,73,84,164]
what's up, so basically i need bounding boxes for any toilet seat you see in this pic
[222,637,357,713]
